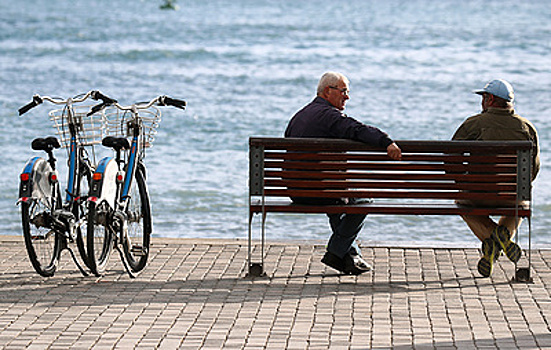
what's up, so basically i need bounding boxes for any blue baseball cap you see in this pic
[474,79,515,102]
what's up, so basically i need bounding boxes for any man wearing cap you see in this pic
[285,71,402,275]
[452,79,540,277]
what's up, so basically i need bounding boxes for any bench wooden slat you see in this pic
[264,179,517,192]
[264,189,520,201]
[266,170,517,182]
[265,151,517,164]
[264,161,517,173]
[250,200,530,216]
[250,138,532,153]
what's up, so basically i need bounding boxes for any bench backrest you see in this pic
[250,138,533,204]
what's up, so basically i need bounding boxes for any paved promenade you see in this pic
[0,235,550,349]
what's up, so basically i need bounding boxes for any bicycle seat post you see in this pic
[115,148,123,167]
[46,148,57,171]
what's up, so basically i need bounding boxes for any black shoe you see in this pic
[343,253,372,275]
[321,251,346,273]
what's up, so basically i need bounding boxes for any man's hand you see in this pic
[386,142,402,160]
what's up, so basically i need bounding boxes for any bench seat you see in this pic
[250,200,530,216]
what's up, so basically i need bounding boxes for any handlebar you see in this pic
[19,92,185,118]
[18,90,117,116]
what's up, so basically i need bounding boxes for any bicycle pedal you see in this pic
[131,245,145,256]
[30,213,49,228]
[31,234,47,240]
[31,230,54,241]
[54,209,75,221]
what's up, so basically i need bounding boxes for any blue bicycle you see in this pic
[86,95,186,277]
[17,91,115,277]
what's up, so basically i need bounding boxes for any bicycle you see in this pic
[86,95,186,277]
[17,91,116,277]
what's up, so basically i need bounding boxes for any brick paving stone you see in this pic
[1,237,551,349]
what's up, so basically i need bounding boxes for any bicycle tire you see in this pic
[75,166,92,267]
[122,167,151,273]
[21,199,61,277]
[86,200,113,276]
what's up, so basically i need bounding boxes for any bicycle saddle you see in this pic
[102,136,130,151]
[31,136,61,151]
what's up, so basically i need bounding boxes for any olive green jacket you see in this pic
[452,107,540,180]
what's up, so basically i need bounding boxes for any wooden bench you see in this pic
[248,137,534,281]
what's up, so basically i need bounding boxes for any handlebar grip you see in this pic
[159,96,186,110]
[18,95,43,116]
[91,90,117,104]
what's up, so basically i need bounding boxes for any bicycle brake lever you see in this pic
[87,102,108,116]
[91,90,117,105]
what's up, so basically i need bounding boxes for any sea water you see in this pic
[1,0,550,246]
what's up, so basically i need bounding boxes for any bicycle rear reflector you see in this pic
[49,172,58,183]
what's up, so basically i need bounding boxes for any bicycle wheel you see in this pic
[122,167,151,272]
[21,159,62,277]
[86,200,113,276]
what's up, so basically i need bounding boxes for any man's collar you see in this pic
[487,106,515,114]
[313,96,330,105]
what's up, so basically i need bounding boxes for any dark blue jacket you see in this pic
[285,96,394,148]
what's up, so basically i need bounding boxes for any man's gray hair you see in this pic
[317,72,349,96]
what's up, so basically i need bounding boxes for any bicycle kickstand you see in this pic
[113,214,137,279]
[59,239,90,277]
[114,243,137,278]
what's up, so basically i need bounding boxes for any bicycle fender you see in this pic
[19,157,55,202]
[89,157,118,209]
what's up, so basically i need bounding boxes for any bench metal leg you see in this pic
[513,216,533,283]
[247,211,267,278]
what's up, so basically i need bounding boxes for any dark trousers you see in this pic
[291,197,366,258]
